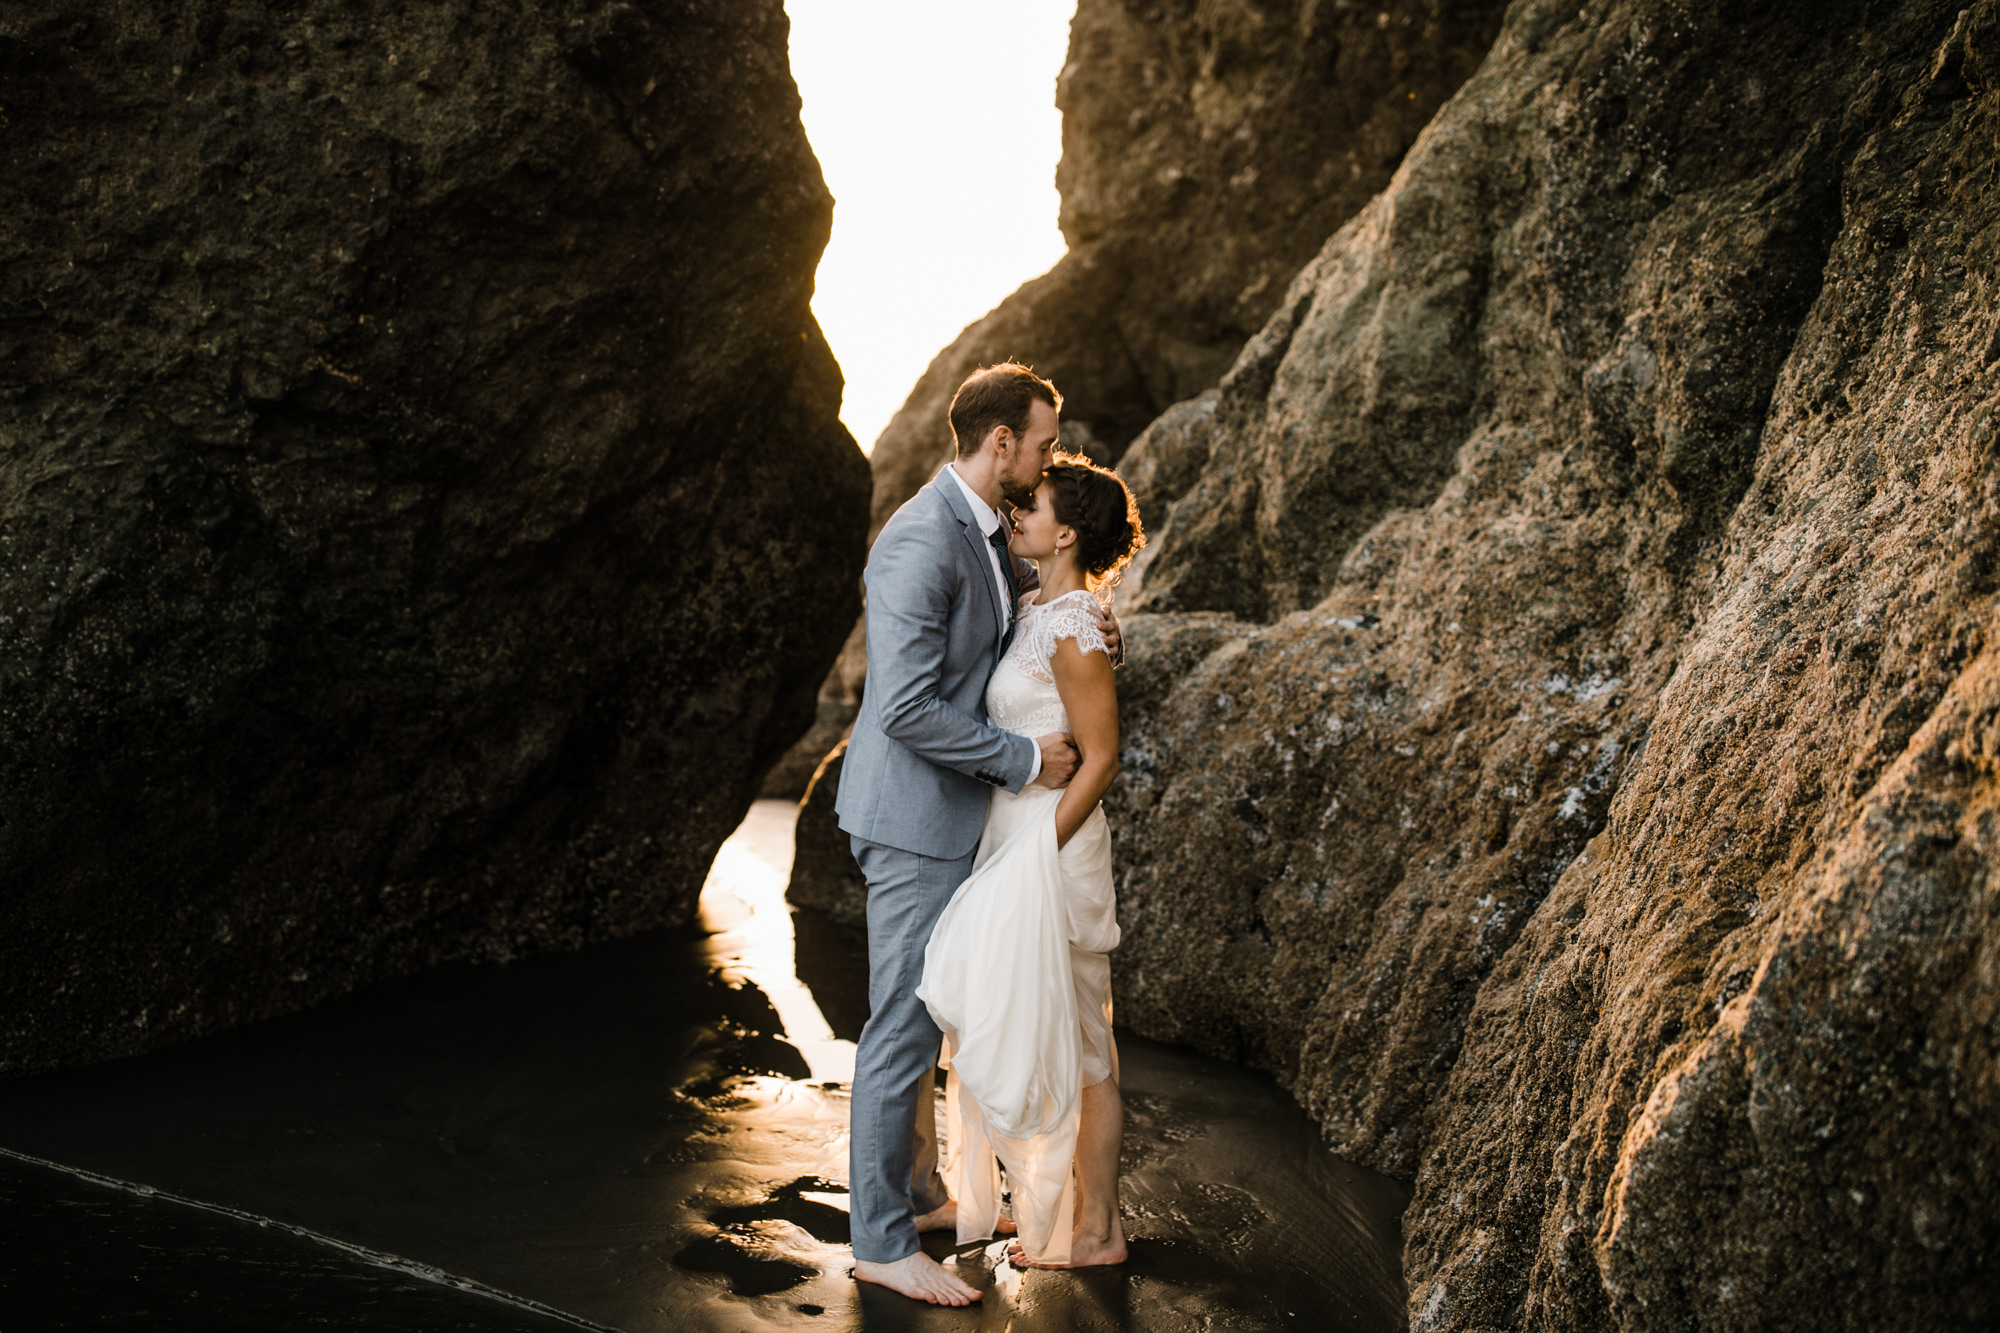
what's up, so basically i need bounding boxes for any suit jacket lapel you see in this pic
[930,471,1009,647]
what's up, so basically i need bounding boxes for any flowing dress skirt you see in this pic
[915,785,1120,1264]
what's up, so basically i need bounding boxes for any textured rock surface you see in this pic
[1108,0,2000,1327]
[865,0,1510,533]
[0,0,869,1073]
[757,613,864,798]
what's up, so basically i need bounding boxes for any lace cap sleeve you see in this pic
[1046,592,1110,660]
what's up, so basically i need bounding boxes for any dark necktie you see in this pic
[986,523,1019,643]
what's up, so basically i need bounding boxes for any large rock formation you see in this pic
[1108,0,2000,1327]
[0,0,869,1074]
[766,0,1511,796]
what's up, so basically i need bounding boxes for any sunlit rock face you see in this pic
[0,0,869,1074]
[865,0,1510,531]
[1111,0,2000,1326]
[763,0,1511,796]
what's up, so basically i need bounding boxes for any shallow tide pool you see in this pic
[0,801,1406,1331]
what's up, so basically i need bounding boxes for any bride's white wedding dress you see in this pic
[915,588,1121,1265]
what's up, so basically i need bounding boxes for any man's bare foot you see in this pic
[915,1198,1017,1236]
[1007,1220,1128,1269]
[853,1252,981,1306]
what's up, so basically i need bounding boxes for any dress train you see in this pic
[917,783,1119,1263]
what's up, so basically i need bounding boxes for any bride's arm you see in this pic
[1049,637,1119,848]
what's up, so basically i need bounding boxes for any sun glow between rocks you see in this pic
[786,0,1074,454]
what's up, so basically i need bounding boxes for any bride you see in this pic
[916,453,1145,1269]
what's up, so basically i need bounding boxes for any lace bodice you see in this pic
[986,589,1110,738]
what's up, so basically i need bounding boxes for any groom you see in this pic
[835,363,1115,1306]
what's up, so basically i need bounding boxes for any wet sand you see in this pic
[0,801,1407,1330]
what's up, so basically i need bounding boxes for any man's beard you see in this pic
[999,474,1040,509]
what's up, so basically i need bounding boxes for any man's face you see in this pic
[997,398,1060,509]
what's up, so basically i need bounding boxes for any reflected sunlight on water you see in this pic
[699,798,857,1083]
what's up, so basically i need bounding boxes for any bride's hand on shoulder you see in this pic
[1095,605,1125,667]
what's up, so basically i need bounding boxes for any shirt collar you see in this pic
[946,463,1003,537]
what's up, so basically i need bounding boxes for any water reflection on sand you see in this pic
[0,801,1406,1331]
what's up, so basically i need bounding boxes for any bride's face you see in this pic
[1007,479,1068,562]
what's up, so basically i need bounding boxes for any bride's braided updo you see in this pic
[1043,453,1145,588]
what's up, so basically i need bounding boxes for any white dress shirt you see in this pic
[947,462,1015,632]
[947,462,1041,782]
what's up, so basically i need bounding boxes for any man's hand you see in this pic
[1029,732,1080,789]
[1097,605,1125,667]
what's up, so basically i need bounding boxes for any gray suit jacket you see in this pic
[836,470,1038,859]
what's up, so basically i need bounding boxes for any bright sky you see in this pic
[786,1,1074,453]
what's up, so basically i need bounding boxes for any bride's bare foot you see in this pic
[853,1252,981,1305]
[1007,1218,1128,1269]
[915,1198,1017,1235]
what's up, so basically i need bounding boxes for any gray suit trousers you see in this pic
[846,835,976,1263]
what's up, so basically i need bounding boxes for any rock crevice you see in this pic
[765,0,1513,795]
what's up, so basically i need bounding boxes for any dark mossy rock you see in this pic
[786,744,867,929]
[0,0,869,1074]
